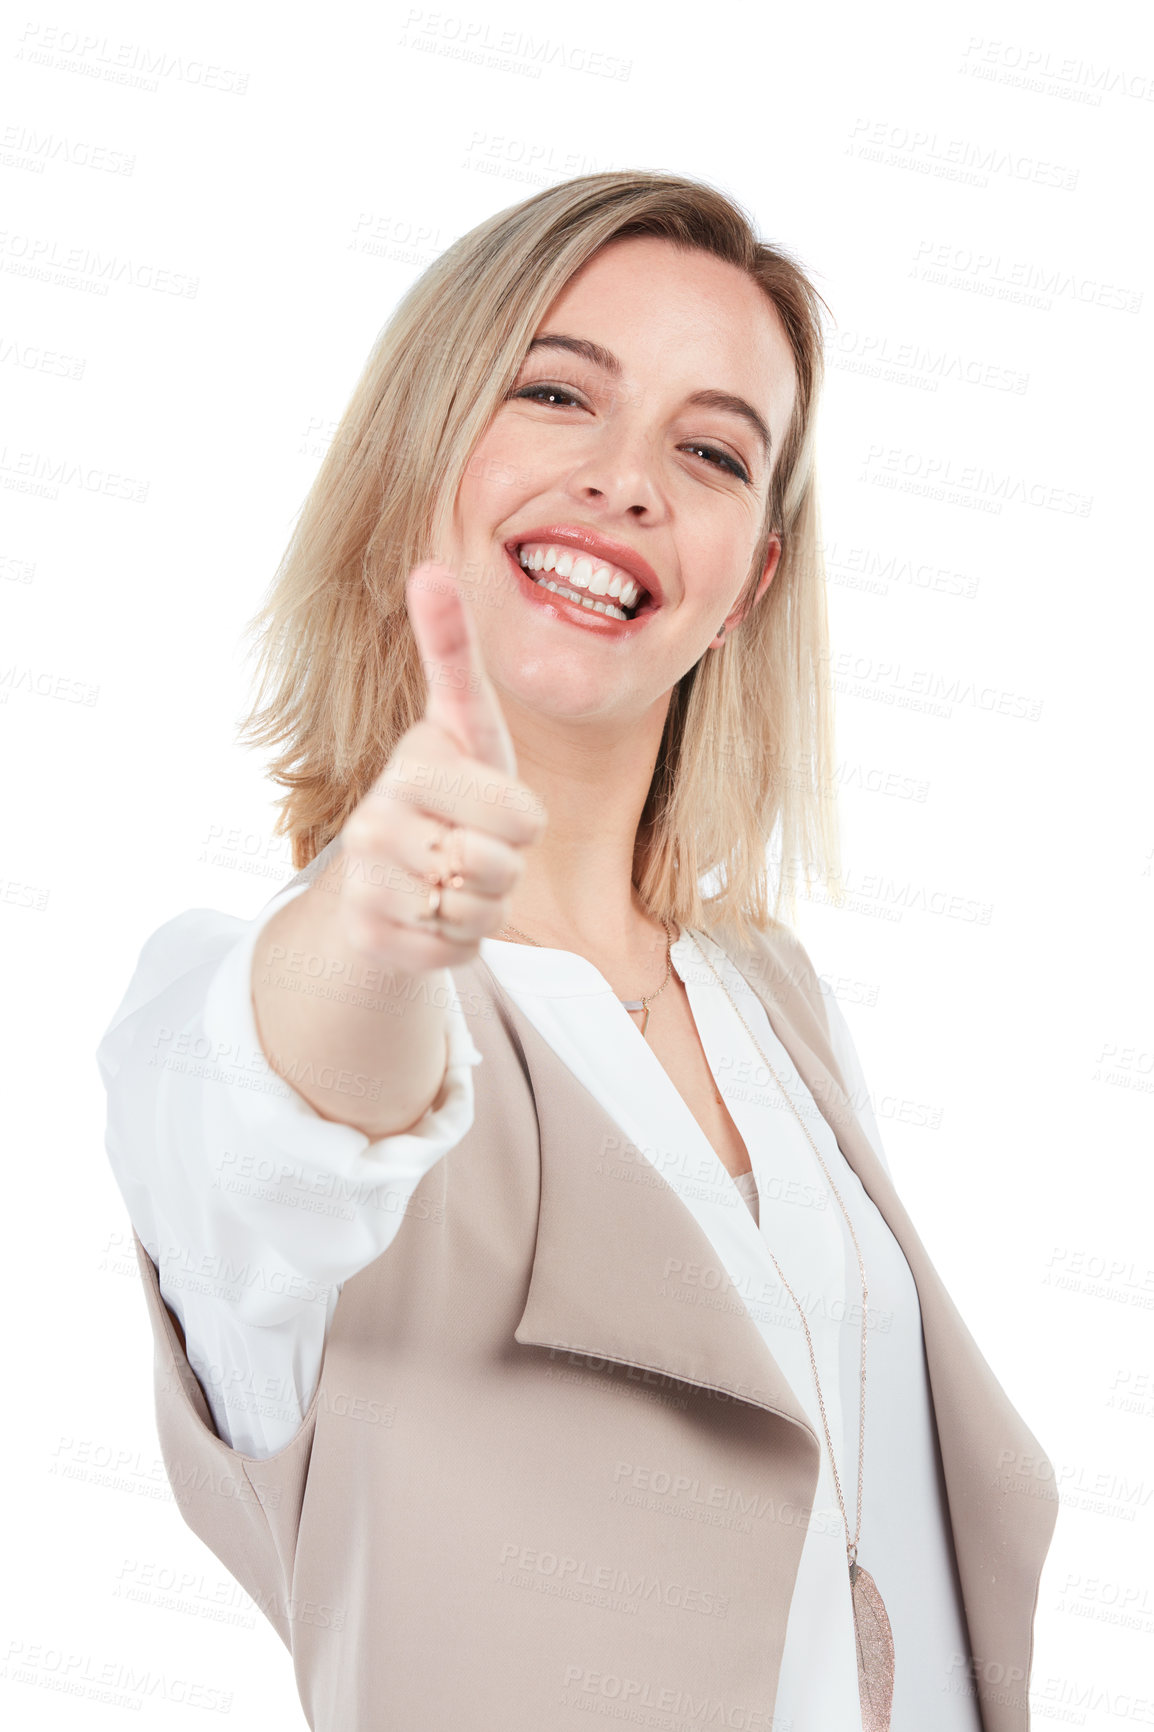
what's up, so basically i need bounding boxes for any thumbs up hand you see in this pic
[333,562,547,976]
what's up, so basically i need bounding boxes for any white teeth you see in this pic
[516,543,646,613]
[530,574,629,621]
[572,555,603,595]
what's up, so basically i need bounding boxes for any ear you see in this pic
[709,535,782,646]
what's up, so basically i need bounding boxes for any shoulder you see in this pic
[707,914,832,1044]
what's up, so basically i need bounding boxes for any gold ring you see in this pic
[417,821,458,925]
[425,821,451,887]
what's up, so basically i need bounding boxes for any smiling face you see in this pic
[445,234,799,725]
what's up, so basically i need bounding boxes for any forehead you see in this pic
[538,235,798,450]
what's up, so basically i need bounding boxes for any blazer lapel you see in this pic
[485,966,820,1454]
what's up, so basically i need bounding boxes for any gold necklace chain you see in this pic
[496,917,676,1039]
[686,930,869,1566]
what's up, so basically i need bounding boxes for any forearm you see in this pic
[251,865,452,1139]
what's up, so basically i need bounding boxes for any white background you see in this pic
[3,0,1151,1724]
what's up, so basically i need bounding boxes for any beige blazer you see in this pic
[128,903,1058,1731]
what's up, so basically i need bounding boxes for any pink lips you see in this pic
[504,525,664,611]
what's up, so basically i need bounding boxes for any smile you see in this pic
[516,547,634,623]
[516,543,644,621]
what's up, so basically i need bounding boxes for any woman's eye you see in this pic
[513,383,582,408]
[682,442,751,484]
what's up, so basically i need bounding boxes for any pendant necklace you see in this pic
[686,930,895,1731]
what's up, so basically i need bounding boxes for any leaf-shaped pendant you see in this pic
[849,1560,894,1732]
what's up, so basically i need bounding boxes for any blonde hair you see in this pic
[238,170,844,947]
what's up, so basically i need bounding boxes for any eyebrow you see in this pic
[523,333,773,461]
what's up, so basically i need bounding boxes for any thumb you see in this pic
[406,562,518,776]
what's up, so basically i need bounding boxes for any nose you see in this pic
[564,404,665,519]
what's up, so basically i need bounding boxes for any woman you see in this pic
[97,172,1057,1731]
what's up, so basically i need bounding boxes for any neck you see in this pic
[496,688,672,959]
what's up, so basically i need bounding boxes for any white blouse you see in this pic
[96,880,981,1732]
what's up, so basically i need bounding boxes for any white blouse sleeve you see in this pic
[820,990,894,1181]
[96,881,483,1460]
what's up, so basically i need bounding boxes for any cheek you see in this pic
[458,420,545,527]
[681,529,750,614]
